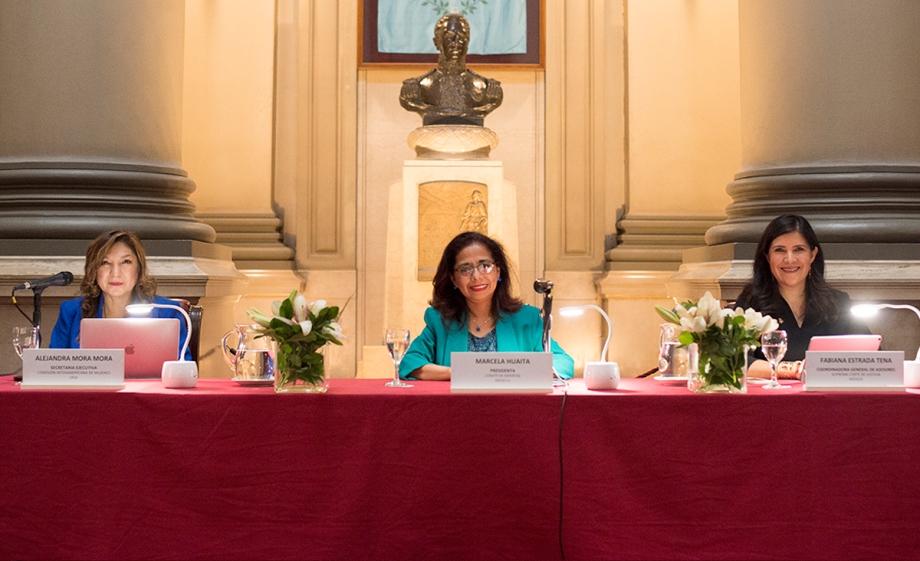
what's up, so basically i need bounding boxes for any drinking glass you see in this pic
[384,329,412,388]
[12,326,40,358]
[761,330,789,390]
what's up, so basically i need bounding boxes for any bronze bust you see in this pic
[399,13,503,127]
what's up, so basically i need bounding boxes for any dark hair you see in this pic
[430,232,522,328]
[80,230,157,318]
[737,214,839,323]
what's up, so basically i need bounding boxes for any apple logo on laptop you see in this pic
[125,344,135,355]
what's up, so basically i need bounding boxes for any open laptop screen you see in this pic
[807,334,882,352]
[80,318,180,379]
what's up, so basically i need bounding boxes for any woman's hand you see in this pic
[748,359,803,380]
[775,360,804,379]
[412,364,451,381]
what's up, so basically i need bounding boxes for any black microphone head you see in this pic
[61,271,74,286]
[534,278,554,294]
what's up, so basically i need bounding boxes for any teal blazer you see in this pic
[399,305,574,379]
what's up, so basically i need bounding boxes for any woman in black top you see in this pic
[735,214,870,378]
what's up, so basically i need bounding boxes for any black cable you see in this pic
[11,289,35,326]
[557,378,568,561]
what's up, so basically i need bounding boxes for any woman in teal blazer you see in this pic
[399,232,574,380]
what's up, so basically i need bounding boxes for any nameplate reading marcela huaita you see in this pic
[474,357,532,364]
[451,352,552,393]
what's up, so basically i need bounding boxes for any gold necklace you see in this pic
[470,315,493,332]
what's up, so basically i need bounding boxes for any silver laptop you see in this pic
[451,352,554,392]
[80,318,181,379]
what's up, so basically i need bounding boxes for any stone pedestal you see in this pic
[364,160,519,375]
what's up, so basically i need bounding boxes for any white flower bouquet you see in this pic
[247,290,345,390]
[655,291,778,392]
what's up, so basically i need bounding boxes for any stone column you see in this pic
[0,1,251,378]
[705,0,920,245]
[672,0,920,359]
[0,0,214,242]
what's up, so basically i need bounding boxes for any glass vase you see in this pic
[689,344,748,394]
[274,344,328,394]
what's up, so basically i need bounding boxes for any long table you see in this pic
[1,377,919,560]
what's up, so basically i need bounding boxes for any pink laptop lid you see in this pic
[807,334,882,352]
[80,318,181,379]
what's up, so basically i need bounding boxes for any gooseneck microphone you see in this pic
[534,279,555,353]
[13,271,74,292]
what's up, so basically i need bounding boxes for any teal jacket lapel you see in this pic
[443,321,469,364]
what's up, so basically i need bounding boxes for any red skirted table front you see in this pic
[1,377,918,560]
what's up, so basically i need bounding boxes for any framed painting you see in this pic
[359,0,544,68]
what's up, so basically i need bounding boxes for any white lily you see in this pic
[298,319,313,334]
[309,299,327,315]
[293,293,308,323]
[742,308,778,334]
[680,316,707,333]
[271,299,283,317]
[696,292,722,327]
[323,321,345,340]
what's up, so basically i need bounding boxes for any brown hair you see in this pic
[80,230,157,318]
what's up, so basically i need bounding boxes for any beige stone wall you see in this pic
[180,0,743,378]
[182,0,275,214]
[358,69,545,340]
[592,0,742,377]
[627,0,740,217]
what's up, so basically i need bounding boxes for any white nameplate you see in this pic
[804,350,904,392]
[21,349,126,390]
[450,352,553,393]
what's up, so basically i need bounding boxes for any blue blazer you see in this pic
[49,295,192,361]
[399,305,574,379]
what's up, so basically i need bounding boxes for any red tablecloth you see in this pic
[1,377,918,560]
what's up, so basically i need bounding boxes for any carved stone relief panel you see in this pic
[418,181,488,281]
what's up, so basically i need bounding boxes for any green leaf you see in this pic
[279,297,294,320]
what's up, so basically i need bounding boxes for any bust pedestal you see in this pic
[359,159,520,378]
[407,125,499,160]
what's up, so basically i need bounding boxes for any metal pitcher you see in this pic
[221,324,275,380]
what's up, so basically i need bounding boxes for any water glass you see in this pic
[12,326,40,358]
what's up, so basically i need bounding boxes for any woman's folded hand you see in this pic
[776,360,804,379]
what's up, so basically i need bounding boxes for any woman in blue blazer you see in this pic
[49,230,190,360]
[399,232,573,380]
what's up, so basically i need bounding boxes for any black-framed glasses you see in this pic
[454,262,496,277]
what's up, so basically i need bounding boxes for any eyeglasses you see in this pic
[454,262,496,277]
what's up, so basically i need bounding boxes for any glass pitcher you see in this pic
[221,324,276,380]
[658,323,693,377]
